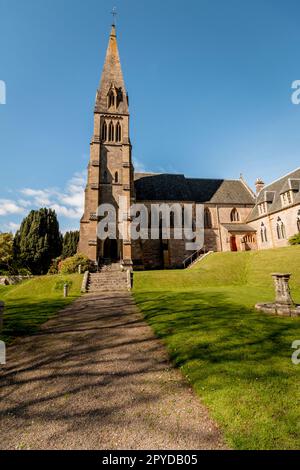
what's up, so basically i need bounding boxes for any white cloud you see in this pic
[133,158,149,173]
[18,170,86,219]
[20,188,52,206]
[17,199,32,208]
[0,170,87,232]
[0,199,25,216]
[21,188,48,198]
[60,171,85,210]
[2,222,20,233]
[50,204,83,219]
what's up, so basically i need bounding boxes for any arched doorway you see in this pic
[230,236,238,252]
[103,238,119,261]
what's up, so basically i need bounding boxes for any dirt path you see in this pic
[0,293,226,450]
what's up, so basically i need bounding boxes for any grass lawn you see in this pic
[0,274,82,344]
[133,246,300,450]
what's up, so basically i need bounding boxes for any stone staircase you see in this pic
[87,263,130,293]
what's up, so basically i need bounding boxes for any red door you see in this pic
[230,236,238,252]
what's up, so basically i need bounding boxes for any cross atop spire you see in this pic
[111,7,117,26]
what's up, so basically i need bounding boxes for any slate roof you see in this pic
[134,173,255,204]
[247,168,300,222]
[222,223,256,233]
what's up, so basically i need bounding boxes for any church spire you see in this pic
[95,24,128,114]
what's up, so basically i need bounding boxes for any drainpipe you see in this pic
[268,215,275,248]
[216,205,223,251]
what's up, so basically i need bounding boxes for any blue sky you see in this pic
[1,0,300,233]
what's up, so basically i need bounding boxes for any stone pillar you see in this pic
[126,268,133,290]
[0,301,4,334]
[272,273,294,306]
[64,284,69,298]
[256,273,300,317]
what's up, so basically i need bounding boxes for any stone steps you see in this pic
[87,269,129,293]
[99,262,122,272]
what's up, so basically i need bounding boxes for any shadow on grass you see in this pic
[135,290,300,365]
[0,296,79,344]
[134,289,300,449]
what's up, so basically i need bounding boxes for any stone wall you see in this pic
[131,202,256,268]
[250,203,300,250]
[0,276,33,286]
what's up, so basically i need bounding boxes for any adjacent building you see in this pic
[247,169,300,250]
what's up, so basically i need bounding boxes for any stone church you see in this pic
[78,25,300,269]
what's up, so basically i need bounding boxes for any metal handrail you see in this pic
[182,247,207,269]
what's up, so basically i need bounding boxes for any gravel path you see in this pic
[0,293,226,450]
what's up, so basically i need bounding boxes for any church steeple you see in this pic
[95,25,128,115]
[79,22,133,267]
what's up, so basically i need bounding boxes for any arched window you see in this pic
[115,171,119,184]
[276,218,286,239]
[261,223,267,243]
[116,122,122,142]
[204,208,212,228]
[276,222,281,239]
[230,208,240,222]
[103,170,108,183]
[101,121,107,141]
[116,87,123,108]
[108,90,115,108]
[108,121,114,141]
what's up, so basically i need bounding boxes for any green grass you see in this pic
[133,246,300,450]
[0,274,82,344]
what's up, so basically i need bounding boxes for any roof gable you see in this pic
[248,168,300,221]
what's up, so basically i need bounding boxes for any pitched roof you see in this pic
[222,223,256,233]
[95,25,128,114]
[134,173,255,204]
[247,168,300,222]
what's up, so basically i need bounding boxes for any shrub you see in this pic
[16,267,32,276]
[54,279,73,291]
[289,233,300,245]
[60,253,89,274]
[48,257,62,275]
[2,260,32,276]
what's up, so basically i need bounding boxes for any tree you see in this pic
[62,231,79,259]
[0,233,14,273]
[14,209,63,274]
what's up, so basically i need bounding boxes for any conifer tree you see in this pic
[14,208,62,274]
[0,232,14,273]
[62,231,79,259]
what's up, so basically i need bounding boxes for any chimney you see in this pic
[255,178,265,195]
